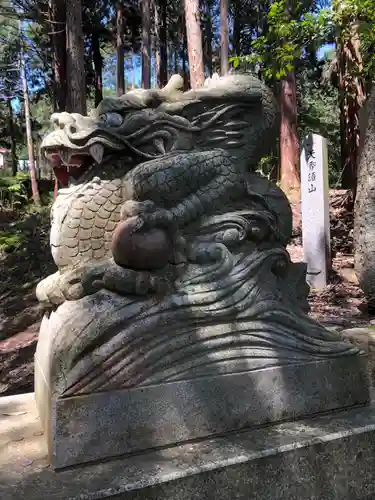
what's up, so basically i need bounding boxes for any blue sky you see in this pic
[105,42,336,92]
[318,43,335,59]
[11,41,335,113]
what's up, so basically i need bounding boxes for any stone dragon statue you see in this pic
[37,73,287,304]
[36,74,358,398]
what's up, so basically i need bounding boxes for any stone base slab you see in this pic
[2,392,375,499]
[34,354,370,469]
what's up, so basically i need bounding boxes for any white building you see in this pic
[0,148,9,170]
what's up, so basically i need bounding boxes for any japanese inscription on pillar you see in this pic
[301,133,331,289]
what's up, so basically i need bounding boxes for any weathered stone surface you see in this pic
[34,352,370,469]
[340,327,375,349]
[339,327,375,378]
[2,393,375,500]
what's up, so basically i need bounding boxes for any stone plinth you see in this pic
[35,342,370,469]
[2,392,375,500]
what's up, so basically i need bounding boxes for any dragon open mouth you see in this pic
[44,148,95,187]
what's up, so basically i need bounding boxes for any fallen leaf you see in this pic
[35,464,50,471]
[2,411,27,416]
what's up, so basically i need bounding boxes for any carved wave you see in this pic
[45,210,359,397]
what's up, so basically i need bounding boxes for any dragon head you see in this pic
[41,73,279,187]
[41,75,190,186]
[41,111,104,186]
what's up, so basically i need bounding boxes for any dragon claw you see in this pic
[130,210,174,234]
[129,216,145,234]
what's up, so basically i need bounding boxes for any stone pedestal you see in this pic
[2,392,375,500]
[35,338,370,468]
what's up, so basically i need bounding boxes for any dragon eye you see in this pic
[99,112,123,127]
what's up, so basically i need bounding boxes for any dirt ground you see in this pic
[0,190,372,396]
[0,209,56,395]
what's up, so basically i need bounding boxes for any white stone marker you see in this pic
[300,133,331,289]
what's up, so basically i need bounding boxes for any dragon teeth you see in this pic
[59,149,72,166]
[89,144,104,164]
[154,139,165,154]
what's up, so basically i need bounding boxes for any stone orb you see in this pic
[111,217,172,270]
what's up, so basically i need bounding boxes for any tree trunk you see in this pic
[51,91,60,198]
[158,0,168,87]
[20,40,41,206]
[220,0,229,76]
[116,2,125,96]
[354,84,375,309]
[54,177,59,199]
[66,0,86,114]
[182,23,189,89]
[130,55,135,89]
[184,0,204,89]
[232,0,241,56]
[174,48,179,74]
[337,22,366,194]
[92,31,103,106]
[141,0,151,89]
[7,99,17,177]
[153,2,160,88]
[205,1,213,76]
[49,0,67,111]
[279,72,300,201]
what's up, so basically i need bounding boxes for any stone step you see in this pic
[1,392,375,499]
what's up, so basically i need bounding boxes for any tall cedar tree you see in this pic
[279,1,300,200]
[158,0,168,87]
[141,0,151,88]
[20,34,41,205]
[49,0,67,111]
[220,0,229,76]
[184,0,205,89]
[66,0,86,114]
[116,2,125,96]
[280,72,300,199]
[337,21,366,193]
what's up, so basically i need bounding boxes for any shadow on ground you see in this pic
[0,209,55,395]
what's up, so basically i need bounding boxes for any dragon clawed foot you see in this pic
[36,261,111,307]
[96,266,171,296]
[133,209,175,234]
[120,199,156,219]
[36,260,171,307]
[36,272,66,307]
[121,200,175,234]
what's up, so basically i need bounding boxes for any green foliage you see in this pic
[296,58,341,184]
[230,1,332,81]
[0,2,21,100]
[0,173,29,209]
[332,0,375,80]
[228,0,375,189]
[256,151,279,180]
[0,230,25,251]
[0,205,52,254]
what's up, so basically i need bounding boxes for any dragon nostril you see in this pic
[69,125,77,134]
